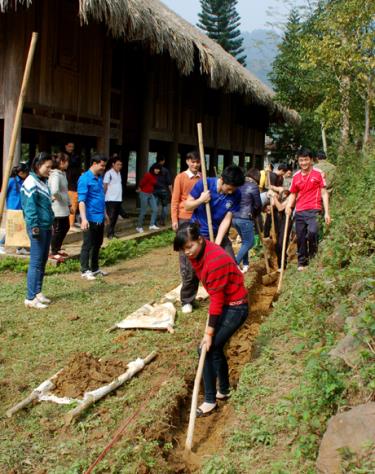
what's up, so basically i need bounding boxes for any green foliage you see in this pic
[198,0,246,65]
[204,149,375,471]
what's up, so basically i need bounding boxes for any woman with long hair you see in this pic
[21,152,54,309]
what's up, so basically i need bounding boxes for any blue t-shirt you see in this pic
[6,176,23,210]
[190,178,241,237]
[78,170,105,223]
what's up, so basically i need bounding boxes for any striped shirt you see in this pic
[190,240,248,327]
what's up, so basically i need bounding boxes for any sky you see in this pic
[161,0,306,32]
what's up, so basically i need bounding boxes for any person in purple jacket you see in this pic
[232,168,262,273]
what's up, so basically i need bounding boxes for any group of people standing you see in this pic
[171,147,332,417]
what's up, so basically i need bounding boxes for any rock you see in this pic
[327,305,348,332]
[329,316,366,368]
[316,403,375,474]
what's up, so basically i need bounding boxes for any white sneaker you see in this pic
[297,266,306,272]
[0,247,6,255]
[16,248,29,255]
[136,227,144,233]
[149,225,160,230]
[181,303,193,314]
[81,270,96,281]
[92,269,109,277]
[241,265,249,273]
[24,298,48,309]
[36,293,51,304]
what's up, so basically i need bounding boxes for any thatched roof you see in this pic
[1,0,299,124]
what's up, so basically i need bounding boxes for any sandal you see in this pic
[196,404,217,418]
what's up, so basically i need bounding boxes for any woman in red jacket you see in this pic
[136,164,162,233]
[174,222,248,417]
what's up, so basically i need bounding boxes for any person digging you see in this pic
[174,222,248,417]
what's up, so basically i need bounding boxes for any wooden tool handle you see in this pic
[197,123,214,242]
[255,219,270,274]
[185,343,207,451]
[277,215,290,294]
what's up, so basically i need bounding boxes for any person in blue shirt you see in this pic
[185,165,244,260]
[182,165,244,312]
[78,154,108,280]
[0,163,29,255]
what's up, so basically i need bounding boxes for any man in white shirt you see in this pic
[103,156,127,239]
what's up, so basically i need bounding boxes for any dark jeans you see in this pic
[295,210,320,266]
[276,213,292,269]
[200,304,248,403]
[154,189,170,224]
[180,232,236,305]
[232,218,255,266]
[26,228,51,300]
[178,219,200,305]
[80,222,104,273]
[51,216,70,254]
[106,201,127,237]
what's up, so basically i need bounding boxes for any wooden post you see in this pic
[96,38,112,157]
[137,60,153,183]
[0,32,38,222]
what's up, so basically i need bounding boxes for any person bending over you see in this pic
[174,222,248,417]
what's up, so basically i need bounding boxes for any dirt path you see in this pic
[166,261,278,473]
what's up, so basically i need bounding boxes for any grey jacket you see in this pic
[49,169,70,217]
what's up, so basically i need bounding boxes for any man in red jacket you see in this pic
[286,148,331,270]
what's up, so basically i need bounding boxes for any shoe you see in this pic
[136,227,144,233]
[149,225,160,231]
[181,303,193,314]
[0,247,6,255]
[36,293,51,304]
[24,298,48,309]
[216,391,231,401]
[92,269,109,277]
[16,248,29,255]
[196,403,217,418]
[297,266,306,271]
[81,270,96,281]
[241,265,249,273]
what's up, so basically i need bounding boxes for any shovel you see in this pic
[276,215,290,295]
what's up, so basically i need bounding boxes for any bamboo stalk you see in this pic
[277,215,290,294]
[0,32,38,221]
[197,123,214,243]
[185,343,207,451]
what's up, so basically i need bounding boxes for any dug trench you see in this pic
[159,259,278,473]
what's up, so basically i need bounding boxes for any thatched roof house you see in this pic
[0,0,298,181]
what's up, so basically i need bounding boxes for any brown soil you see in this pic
[165,260,278,473]
[52,353,128,398]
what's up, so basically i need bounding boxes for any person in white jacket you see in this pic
[49,153,71,261]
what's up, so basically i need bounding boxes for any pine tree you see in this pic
[198,0,246,66]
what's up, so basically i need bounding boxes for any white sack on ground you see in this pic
[163,284,209,303]
[115,302,176,330]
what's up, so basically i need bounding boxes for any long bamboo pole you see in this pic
[197,123,214,242]
[185,123,214,453]
[276,215,290,294]
[0,32,38,221]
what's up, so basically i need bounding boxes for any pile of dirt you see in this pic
[52,353,128,398]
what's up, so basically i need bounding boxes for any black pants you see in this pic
[106,201,127,238]
[80,222,104,273]
[51,216,70,254]
[276,213,292,269]
[179,224,236,305]
[295,210,319,266]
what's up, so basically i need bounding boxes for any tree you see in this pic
[198,0,246,66]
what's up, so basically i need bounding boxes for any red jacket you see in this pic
[139,172,157,194]
[190,240,248,326]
